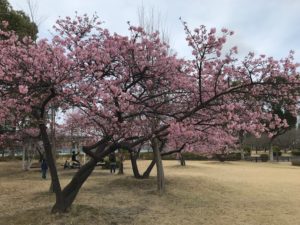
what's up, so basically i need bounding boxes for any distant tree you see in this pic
[0,0,38,156]
[266,101,297,161]
[0,0,38,40]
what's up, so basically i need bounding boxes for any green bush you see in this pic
[272,146,282,157]
[139,151,209,160]
[291,150,300,156]
[215,154,225,162]
[260,154,269,162]
[214,152,241,162]
[243,146,251,155]
[182,152,208,160]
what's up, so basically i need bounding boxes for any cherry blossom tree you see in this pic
[1,14,299,213]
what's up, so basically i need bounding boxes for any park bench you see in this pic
[274,156,290,162]
[245,156,291,162]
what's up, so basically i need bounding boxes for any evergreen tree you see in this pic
[0,0,38,40]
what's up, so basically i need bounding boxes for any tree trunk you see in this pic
[240,148,245,160]
[9,147,14,159]
[22,144,29,170]
[179,153,186,166]
[239,131,245,160]
[142,158,156,178]
[39,123,65,212]
[1,147,4,158]
[152,138,165,194]
[130,152,143,178]
[51,159,97,213]
[117,151,124,175]
[269,141,274,162]
[40,119,103,213]
[118,161,124,175]
[130,152,155,179]
[49,106,56,193]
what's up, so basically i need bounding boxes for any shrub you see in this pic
[215,154,225,162]
[272,146,282,157]
[243,146,251,155]
[291,150,300,166]
[291,150,300,156]
[140,151,209,160]
[182,152,208,160]
[260,154,269,162]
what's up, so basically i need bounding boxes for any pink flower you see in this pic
[18,85,28,94]
[210,28,216,34]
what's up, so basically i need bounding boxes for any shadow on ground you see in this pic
[0,203,148,225]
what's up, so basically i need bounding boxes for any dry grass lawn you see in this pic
[0,160,299,225]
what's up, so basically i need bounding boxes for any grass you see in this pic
[0,160,300,225]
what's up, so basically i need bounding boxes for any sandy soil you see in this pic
[0,160,299,225]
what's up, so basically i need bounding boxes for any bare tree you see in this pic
[26,0,47,28]
[137,4,171,46]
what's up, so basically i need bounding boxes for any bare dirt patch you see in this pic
[0,160,299,225]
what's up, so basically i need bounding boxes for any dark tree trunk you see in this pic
[9,147,14,159]
[118,161,124,175]
[179,153,186,166]
[269,139,274,162]
[35,146,44,162]
[130,152,143,178]
[239,131,245,160]
[39,123,65,212]
[142,158,156,178]
[130,152,155,179]
[152,138,165,194]
[51,159,97,213]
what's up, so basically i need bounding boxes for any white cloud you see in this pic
[8,0,300,62]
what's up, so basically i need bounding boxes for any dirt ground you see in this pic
[0,160,299,225]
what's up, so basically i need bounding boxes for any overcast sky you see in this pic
[8,0,300,62]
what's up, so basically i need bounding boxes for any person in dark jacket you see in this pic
[109,152,116,173]
[71,151,80,165]
[41,159,48,179]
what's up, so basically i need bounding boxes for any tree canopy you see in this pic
[0,14,299,213]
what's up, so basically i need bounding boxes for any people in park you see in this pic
[71,151,80,165]
[41,159,48,179]
[64,160,69,169]
[109,152,117,173]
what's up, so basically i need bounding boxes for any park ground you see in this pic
[0,160,300,225]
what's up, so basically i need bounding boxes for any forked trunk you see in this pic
[130,152,155,179]
[51,159,97,213]
[142,158,156,177]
